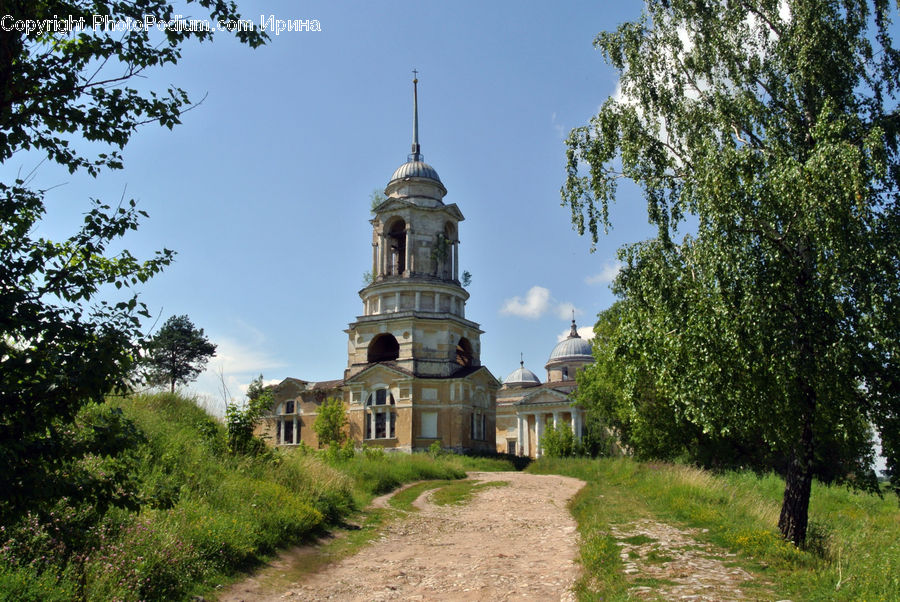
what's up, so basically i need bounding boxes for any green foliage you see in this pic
[563,0,900,544]
[225,375,272,455]
[461,270,472,287]
[370,188,387,213]
[530,458,900,600]
[142,315,217,393]
[1,0,264,528]
[314,397,348,447]
[428,440,445,458]
[541,422,577,458]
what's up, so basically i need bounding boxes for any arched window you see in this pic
[277,400,299,445]
[562,366,569,381]
[368,333,399,363]
[365,388,396,439]
[386,218,406,276]
[455,337,474,367]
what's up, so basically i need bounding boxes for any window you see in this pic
[421,411,437,438]
[368,333,399,363]
[365,388,396,439]
[470,410,485,441]
[507,440,516,454]
[277,400,299,445]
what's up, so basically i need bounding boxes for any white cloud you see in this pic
[555,302,581,321]
[500,286,552,319]
[557,326,595,342]
[551,112,565,139]
[585,262,621,285]
[186,332,287,415]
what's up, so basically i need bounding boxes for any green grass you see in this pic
[387,481,455,512]
[429,480,508,506]
[528,457,900,601]
[0,393,503,601]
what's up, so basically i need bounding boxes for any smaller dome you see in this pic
[504,360,541,387]
[390,160,442,184]
[547,319,593,363]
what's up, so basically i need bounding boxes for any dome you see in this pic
[547,320,593,363]
[389,159,442,184]
[504,362,541,387]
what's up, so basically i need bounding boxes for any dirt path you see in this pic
[220,471,585,601]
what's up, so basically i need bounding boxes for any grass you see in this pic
[429,480,508,506]
[528,457,900,601]
[0,393,510,602]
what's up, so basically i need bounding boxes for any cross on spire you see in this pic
[411,69,421,161]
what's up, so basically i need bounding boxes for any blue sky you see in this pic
[10,1,661,409]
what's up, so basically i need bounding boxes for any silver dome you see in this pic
[389,160,442,184]
[504,364,541,386]
[547,319,593,363]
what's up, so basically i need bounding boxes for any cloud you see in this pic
[557,326,595,342]
[551,112,565,139]
[186,331,287,415]
[585,262,621,285]
[555,302,581,321]
[500,286,552,319]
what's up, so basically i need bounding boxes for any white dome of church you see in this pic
[504,359,541,387]
[389,159,442,184]
[547,319,592,363]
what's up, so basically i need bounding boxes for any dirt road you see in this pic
[221,471,585,601]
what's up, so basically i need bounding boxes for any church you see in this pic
[257,77,590,457]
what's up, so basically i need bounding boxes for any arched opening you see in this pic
[365,388,396,439]
[455,337,474,367]
[368,334,399,363]
[442,222,456,279]
[386,218,406,276]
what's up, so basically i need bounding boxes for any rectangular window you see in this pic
[507,440,516,454]
[390,412,396,439]
[375,412,386,438]
[471,411,484,440]
[421,411,437,438]
[283,418,294,444]
[376,389,387,405]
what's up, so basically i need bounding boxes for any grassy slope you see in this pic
[0,393,511,601]
[528,457,899,601]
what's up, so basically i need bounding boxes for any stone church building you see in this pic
[257,78,590,456]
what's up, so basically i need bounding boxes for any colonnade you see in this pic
[516,410,583,458]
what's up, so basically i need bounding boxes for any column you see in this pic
[516,415,523,456]
[415,291,421,311]
[435,292,441,313]
[535,414,544,458]
[453,240,459,281]
[369,411,375,440]
[450,296,456,315]
[404,225,412,276]
[394,291,400,312]
[371,242,377,277]
[523,415,530,457]
[576,411,583,441]
[379,234,387,276]
[553,411,559,429]
[570,411,577,437]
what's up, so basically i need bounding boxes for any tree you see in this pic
[226,374,273,455]
[563,0,899,545]
[314,397,348,447]
[0,2,265,515]
[143,315,217,393]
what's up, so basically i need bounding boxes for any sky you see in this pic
[9,1,661,411]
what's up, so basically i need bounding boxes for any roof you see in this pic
[389,159,442,184]
[547,319,593,364]
[504,364,541,387]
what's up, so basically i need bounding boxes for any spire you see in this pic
[520,352,524,368]
[569,312,580,339]
[410,69,421,162]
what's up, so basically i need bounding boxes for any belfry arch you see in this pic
[385,218,407,276]
[455,337,474,367]
[368,333,400,363]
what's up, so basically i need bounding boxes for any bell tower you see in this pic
[342,74,498,452]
